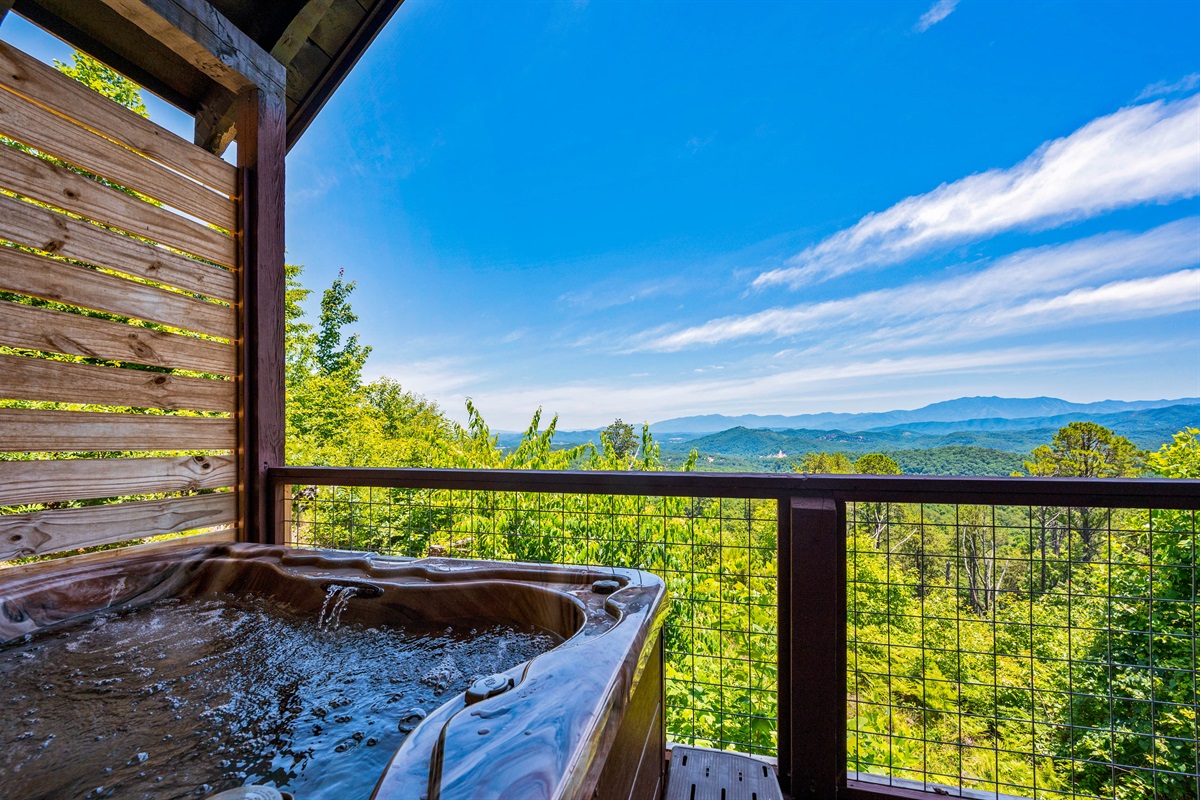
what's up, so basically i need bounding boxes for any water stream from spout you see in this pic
[317,584,360,631]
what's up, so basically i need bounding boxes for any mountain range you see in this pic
[649,396,1198,434]
[496,397,1199,476]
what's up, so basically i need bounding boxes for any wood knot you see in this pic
[64,190,78,199]
[9,534,21,543]
[153,375,167,385]
[41,239,65,253]
[193,456,212,470]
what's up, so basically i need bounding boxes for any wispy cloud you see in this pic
[559,275,685,310]
[685,133,716,154]
[1137,73,1200,101]
[915,0,959,32]
[754,94,1200,289]
[464,340,1167,428]
[635,219,1200,351]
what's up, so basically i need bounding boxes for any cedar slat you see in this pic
[0,353,235,412]
[0,86,235,229]
[0,193,235,302]
[0,455,235,506]
[0,529,237,577]
[0,41,236,195]
[0,301,235,375]
[0,493,236,560]
[0,408,235,452]
[0,246,235,338]
[0,144,235,267]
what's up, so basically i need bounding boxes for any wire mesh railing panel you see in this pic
[282,484,780,756]
[847,502,1199,800]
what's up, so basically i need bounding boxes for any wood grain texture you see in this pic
[0,85,235,228]
[0,492,235,560]
[0,528,235,579]
[0,143,235,267]
[0,40,235,193]
[0,301,235,375]
[0,192,235,302]
[0,353,234,412]
[238,86,287,544]
[0,454,235,506]
[0,246,235,339]
[0,408,235,452]
[93,0,285,94]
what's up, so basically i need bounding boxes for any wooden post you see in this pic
[237,85,285,545]
[779,495,846,799]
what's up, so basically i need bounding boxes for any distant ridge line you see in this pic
[649,395,1200,434]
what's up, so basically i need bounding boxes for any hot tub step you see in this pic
[664,745,783,800]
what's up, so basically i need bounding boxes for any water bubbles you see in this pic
[1,592,560,799]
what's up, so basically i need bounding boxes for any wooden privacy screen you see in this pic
[0,41,240,562]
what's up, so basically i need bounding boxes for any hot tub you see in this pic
[0,542,667,800]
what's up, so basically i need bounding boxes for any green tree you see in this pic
[1022,422,1145,563]
[852,454,906,550]
[54,52,147,116]
[855,453,901,475]
[602,419,638,461]
[1068,428,1199,799]
[316,269,371,384]
[1023,422,1143,479]
[794,451,856,474]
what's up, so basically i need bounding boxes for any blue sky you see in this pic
[6,1,1200,430]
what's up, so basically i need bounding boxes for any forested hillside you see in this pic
[282,267,1199,799]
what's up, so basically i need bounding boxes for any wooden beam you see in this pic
[287,0,405,148]
[237,85,286,544]
[93,0,284,95]
[0,301,236,375]
[194,0,335,156]
[0,492,235,560]
[193,82,238,155]
[10,0,204,113]
[0,407,235,452]
[0,0,15,26]
[0,353,235,412]
[0,454,235,505]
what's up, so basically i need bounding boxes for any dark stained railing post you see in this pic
[236,85,286,545]
[780,495,847,800]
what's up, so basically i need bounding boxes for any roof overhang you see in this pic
[10,0,403,152]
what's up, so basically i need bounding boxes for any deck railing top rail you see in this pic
[270,466,1199,509]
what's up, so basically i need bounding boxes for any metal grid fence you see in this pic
[281,484,780,756]
[847,502,1198,800]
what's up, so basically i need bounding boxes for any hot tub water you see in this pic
[0,592,561,800]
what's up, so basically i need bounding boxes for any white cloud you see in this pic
[754,94,1200,289]
[639,219,1200,351]
[991,269,1199,325]
[1137,73,1200,101]
[460,341,1168,429]
[362,357,482,399]
[915,0,959,32]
